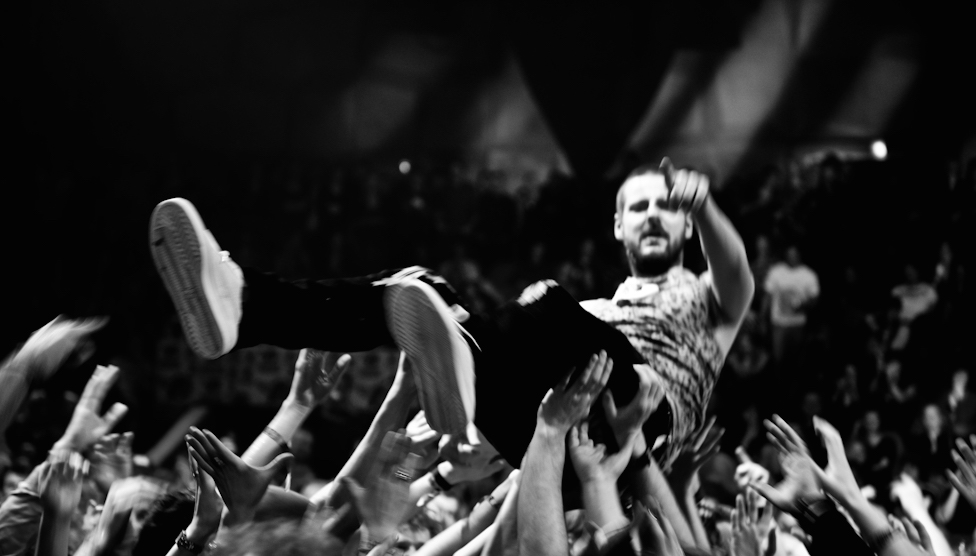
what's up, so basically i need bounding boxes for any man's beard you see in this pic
[626,237,684,277]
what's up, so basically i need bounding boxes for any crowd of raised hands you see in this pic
[3,318,976,556]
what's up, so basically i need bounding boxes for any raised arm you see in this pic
[663,158,754,329]
[308,352,416,510]
[242,349,350,467]
[519,352,613,556]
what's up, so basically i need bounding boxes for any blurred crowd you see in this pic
[2,152,975,555]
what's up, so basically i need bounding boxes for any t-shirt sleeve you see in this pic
[764,266,779,293]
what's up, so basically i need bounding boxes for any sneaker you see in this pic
[384,279,476,435]
[149,198,243,360]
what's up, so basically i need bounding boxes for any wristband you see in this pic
[263,427,290,452]
[175,530,205,555]
[431,468,453,492]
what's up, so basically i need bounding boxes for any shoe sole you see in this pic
[149,199,225,360]
[385,281,474,435]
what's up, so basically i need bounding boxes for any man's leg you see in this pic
[149,198,472,434]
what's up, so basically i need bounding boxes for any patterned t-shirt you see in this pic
[580,267,726,469]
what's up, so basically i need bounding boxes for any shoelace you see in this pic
[455,321,481,352]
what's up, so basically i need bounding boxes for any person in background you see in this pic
[944,368,976,438]
[906,404,953,487]
[762,244,819,400]
[888,263,938,353]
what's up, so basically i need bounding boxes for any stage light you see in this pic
[399,160,411,174]
[871,140,887,160]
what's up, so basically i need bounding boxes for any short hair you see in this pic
[131,490,194,556]
[616,164,665,214]
[211,519,343,556]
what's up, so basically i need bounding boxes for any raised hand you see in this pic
[750,452,820,515]
[185,447,224,544]
[286,349,351,409]
[948,435,976,510]
[898,516,934,556]
[734,447,770,490]
[602,363,664,450]
[764,415,808,457]
[632,501,684,556]
[670,416,724,492]
[438,432,507,485]
[14,315,107,380]
[52,364,128,453]
[811,416,862,504]
[661,157,709,215]
[891,473,929,516]
[405,410,442,470]
[343,431,423,544]
[39,452,88,516]
[89,432,134,494]
[568,422,638,484]
[538,351,613,434]
[730,489,774,556]
[186,426,293,525]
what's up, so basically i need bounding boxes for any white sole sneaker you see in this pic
[149,198,242,360]
[384,279,475,435]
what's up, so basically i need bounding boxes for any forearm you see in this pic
[451,523,495,556]
[682,490,710,551]
[312,386,413,507]
[518,425,569,556]
[627,460,696,547]
[695,197,754,321]
[242,401,310,467]
[0,463,47,554]
[164,521,213,556]
[0,348,32,440]
[899,502,953,556]
[581,479,627,532]
[413,500,500,556]
[34,511,71,556]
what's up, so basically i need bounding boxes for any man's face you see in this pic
[614,174,690,276]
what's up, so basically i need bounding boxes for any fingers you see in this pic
[913,519,932,551]
[900,517,920,545]
[747,489,760,524]
[735,446,753,465]
[569,426,581,449]
[659,157,675,190]
[80,365,121,411]
[951,451,976,487]
[601,391,618,420]
[694,416,717,451]
[956,438,976,469]
[748,481,788,512]
[188,427,221,462]
[101,403,128,433]
[579,422,591,445]
[261,452,295,478]
[201,429,238,463]
[187,446,215,477]
[119,432,134,455]
[734,494,745,531]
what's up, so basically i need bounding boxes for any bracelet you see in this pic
[263,427,290,452]
[431,469,453,492]
[175,530,205,555]
[865,528,902,553]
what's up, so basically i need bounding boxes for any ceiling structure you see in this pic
[9,0,975,185]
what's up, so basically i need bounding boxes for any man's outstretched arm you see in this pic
[663,158,754,330]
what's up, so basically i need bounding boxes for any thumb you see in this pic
[601,391,618,420]
[735,446,753,465]
[659,157,675,188]
[261,452,295,478]
[748,481,790,512]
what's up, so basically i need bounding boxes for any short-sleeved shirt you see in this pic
[580,267,726,468]
[764,263,819,327]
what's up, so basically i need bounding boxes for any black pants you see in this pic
[237,267,670,479]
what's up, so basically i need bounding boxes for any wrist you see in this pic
[536,420,570,439]
[185,519,217,544]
